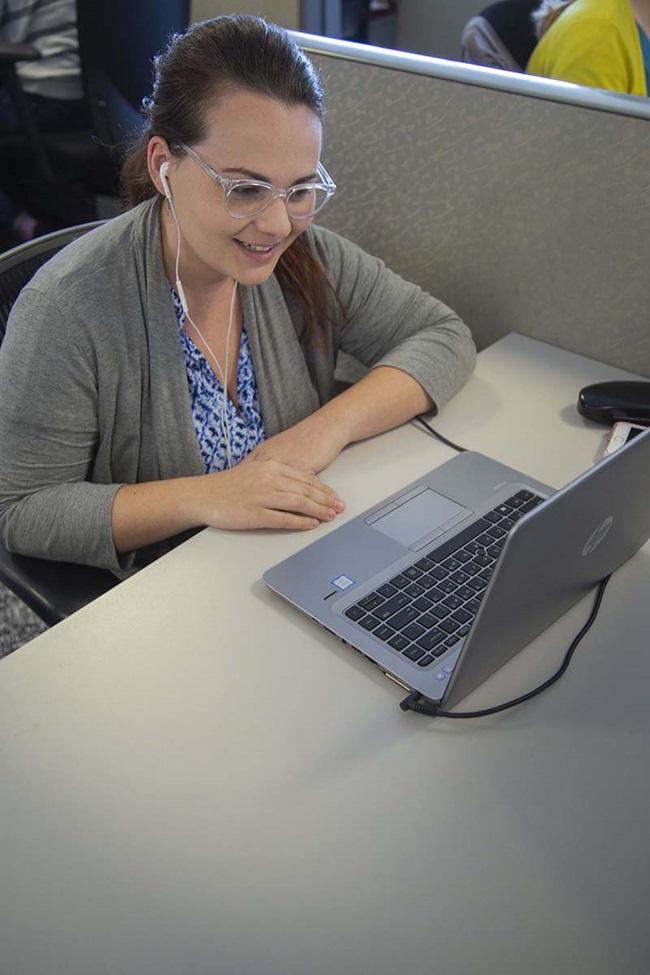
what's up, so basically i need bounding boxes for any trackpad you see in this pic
[369,488,467,548]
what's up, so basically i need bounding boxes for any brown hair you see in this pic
[121,15,343,348]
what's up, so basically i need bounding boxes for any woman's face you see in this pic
[151,89,323,289]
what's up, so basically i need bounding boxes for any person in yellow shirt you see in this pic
[526,0,650,96]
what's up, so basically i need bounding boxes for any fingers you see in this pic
[258,462,345,519]
[201,459,345,532]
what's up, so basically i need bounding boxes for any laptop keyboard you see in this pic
[343,490,544,670]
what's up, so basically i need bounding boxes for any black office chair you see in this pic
[0,0,190,228]
[0,222,121,626]
[460,0,539,72]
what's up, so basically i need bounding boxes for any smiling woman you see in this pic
[0,15,476,574]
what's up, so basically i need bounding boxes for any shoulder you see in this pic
[24,201,160,304]
[6,200,164,353]
[305,224,384,285]
[536,0,630,43]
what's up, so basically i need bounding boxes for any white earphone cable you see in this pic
[166,185,237,470]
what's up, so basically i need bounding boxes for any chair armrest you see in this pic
[0,546,120,628]
[0,41,41,64]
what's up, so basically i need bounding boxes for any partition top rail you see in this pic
[292,31,650,122]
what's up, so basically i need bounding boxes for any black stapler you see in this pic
[577,381,650,426]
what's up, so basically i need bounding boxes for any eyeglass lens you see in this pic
[225,183,330,218]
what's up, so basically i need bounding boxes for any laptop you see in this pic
[263,427,650,710]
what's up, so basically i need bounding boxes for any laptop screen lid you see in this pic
[442,425,650,709]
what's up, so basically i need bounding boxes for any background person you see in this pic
[0,16,475,574]
[527,0,650,96]
[0,0,89,243]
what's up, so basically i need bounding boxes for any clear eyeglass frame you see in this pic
[178,142,337,219]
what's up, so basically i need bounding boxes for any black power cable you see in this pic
[413,414,467,454]
[400,574,612,718]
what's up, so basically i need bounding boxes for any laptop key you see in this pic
[452,607,473,624]
[455,585,475,601]
[415,556,435,571]
[443,594,463,610]
[419,572,442,590]
[465,541,483,555]
[463,560,483,576]
[471,553,493,568]
[416,628,446,651]
[418,612,441,629]
[439,618,460,634]
[417,654,435,667]
[344,604,366,621]
[450,569,471,585]
[358,592,384,611]
[404,645,426,661]
[402,622,426,641]
[437,578,458,594]
[358,615,379,631]
[426,565,449,581]
[373,623,396,642]
[441,556,463,572]
[389,573,411,589]
[377,582,397,598]
[520,497,543,514]
[373,592,410,620]
[429,603,451,620]
[413,595,433,612]
[402,565,423,581]
[389,606,420,629]
[467,577,486,592]
[483,510,501,524]
[404,581,425,598]
[454,549,473,563]
[388,633,409,651]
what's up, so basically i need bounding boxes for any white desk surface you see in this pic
[2,334,649,975]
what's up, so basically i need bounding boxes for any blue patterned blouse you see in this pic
[170,286,266,473]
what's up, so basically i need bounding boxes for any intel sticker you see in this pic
[331,574,355,591]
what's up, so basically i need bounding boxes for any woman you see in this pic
[527,0,650,96]
[0,15,475,574]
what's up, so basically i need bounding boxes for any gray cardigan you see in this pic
[0,199,475,572]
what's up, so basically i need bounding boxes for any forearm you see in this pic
[315,366,434,446]
[112,476,204,553]
[246,366,434,474]
[112,463,345,553]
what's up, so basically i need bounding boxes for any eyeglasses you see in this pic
[179,142,336,219]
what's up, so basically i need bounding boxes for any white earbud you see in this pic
[160,161,172,200]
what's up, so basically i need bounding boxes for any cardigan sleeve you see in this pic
[310,226,476,410]
[0,285,128,572]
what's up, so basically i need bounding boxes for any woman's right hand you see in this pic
[113,460,345,554]
[193,458,346,531]
[199,460,345,530]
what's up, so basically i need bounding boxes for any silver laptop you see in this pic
[264,428,650,709]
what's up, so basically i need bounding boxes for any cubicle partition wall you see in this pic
[298,36,650,376]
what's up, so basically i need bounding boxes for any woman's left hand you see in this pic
[243,415,348,474]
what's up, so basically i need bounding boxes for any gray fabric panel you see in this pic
[313,52,650,376]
